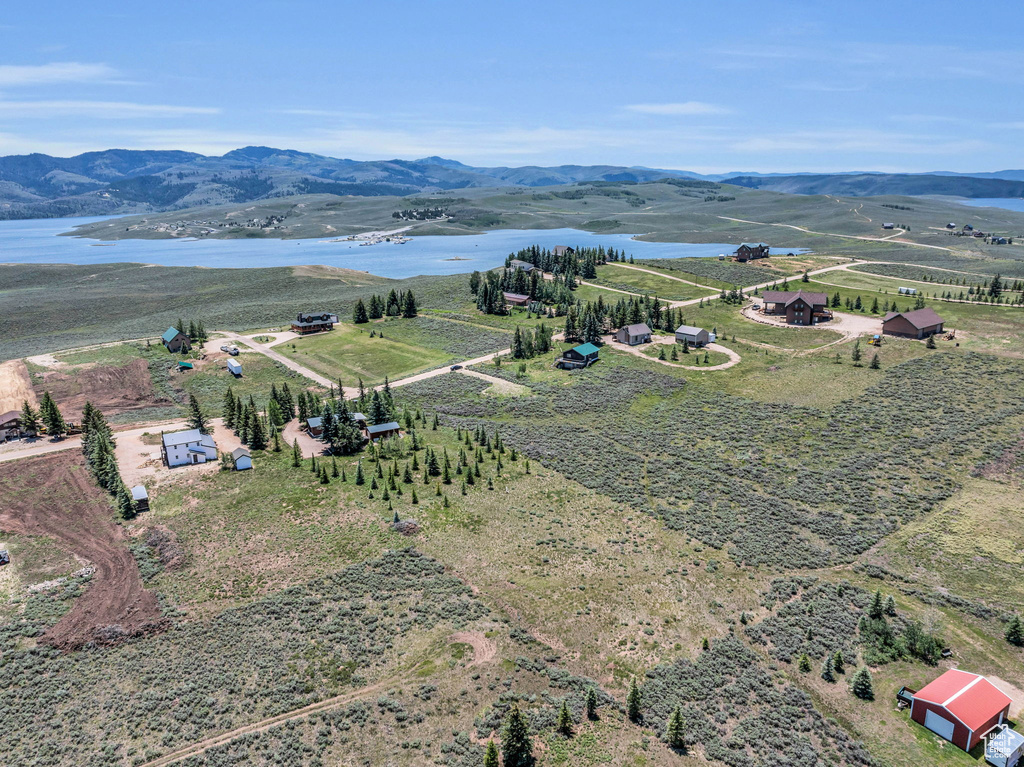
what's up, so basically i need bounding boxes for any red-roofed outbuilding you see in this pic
[910,669,1012,751]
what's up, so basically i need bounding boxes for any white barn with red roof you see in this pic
[909,669,1012,751]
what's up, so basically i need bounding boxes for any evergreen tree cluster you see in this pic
[509,323,554,359]
[81,402,135,519]
[174,316,209,345]
[353,289,418,323]
[37,391,67,437]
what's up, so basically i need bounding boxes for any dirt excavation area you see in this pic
[32,357,172,418]
[0,451,164,649]
[0,359,37,413]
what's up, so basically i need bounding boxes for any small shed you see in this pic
[947,222,957,229]
[366,421,401,442]
[306,417,324,437]
[882,222,895,230]
[675,324,710,347]
[910,669,1012,752]
[615,323,652,346]
[177,361,194,372]
[898,286,917,295]
[130,485,150,511]
[227,358,242,377]
[986,724,1024,767]
[231,447,252,471]
[350,412,368,428]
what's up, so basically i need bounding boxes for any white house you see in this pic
[162,428,217,467]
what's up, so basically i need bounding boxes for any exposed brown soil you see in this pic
[34,357,171,418]
[450,631,497,666]
[0,451,165,649]
[0,359,36,413]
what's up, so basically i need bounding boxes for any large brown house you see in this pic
[291,312,339,335]
[735,242,769,262]
[760,290,830,325]
[882,307,944,339]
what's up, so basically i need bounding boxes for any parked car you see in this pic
[220,345,230,352]
[229,348,240,356]
[450,364,463,371]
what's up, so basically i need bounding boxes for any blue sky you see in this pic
[2,0,1023,172]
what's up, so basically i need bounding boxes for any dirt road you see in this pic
[606,262,721,291]
[0,451,164,649]
[606,337,742,371]
[716,215,952,252]
[217,331,335,389]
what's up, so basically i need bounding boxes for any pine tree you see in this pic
[331,457,340,478]
[821,655,836,682]
[411,488,419,505]
[402,290,418,318]
[248,410,266,450]
[186,394,209,433]
[832,650,845,674]
[1006,614,1024,647]
[483,740,499,767]
[292,439,302,467]
[798,653,812,672]
[222,388,236,428]
[39,391,67,437]
[626,678,642,723]
[353,298,369,324]
[19,399,39,435]
[665,705,685,750]
[355,461,365,485]
[926,334,937,349]
[115,481,136,520]
[851,340,863,366]
[868,590,885,619]
[884,595,897,616]
[585,687,598,719]
[869,353,880,369]
[851,667,874,700]
[502,705,534,767]
[556,700,574,737]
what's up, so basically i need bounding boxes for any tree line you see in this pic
[353,289,418,323]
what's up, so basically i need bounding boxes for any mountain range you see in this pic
[1,146,1022,220]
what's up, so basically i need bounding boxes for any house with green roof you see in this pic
[556,342,600,370]
[161,326,191,353]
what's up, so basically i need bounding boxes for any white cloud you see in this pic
[624,101,730,116]
[0,62,118,86]
[0,100,219,118]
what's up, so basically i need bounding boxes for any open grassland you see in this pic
[0,262,472,361]
[588,263,714,300]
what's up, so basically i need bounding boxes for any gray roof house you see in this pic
[366,421,401,441]
[614,323,652,346]
[509,259,535,272]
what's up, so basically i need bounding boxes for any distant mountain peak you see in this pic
[222,146,319,161]
[415,156,470,169]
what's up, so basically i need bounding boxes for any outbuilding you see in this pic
[227,358,242,377]
[910,669,1012,752]
[131,485,150,511]
[614,322,652,346]
[675,325,711,347]
[503,291,530,307]
[882,307,945,339]
[306,416,324,438]
[882,222,895,230]
[366,421,401,442]
[231,447,252,471]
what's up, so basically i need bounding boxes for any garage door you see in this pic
[924,709,956,741]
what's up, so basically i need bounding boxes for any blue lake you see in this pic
[0,217,802,279]
[958,198,1024,213]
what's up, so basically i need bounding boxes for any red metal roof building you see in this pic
[910,669,1012,751]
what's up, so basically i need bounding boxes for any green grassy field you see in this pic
[588,263,716,300]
